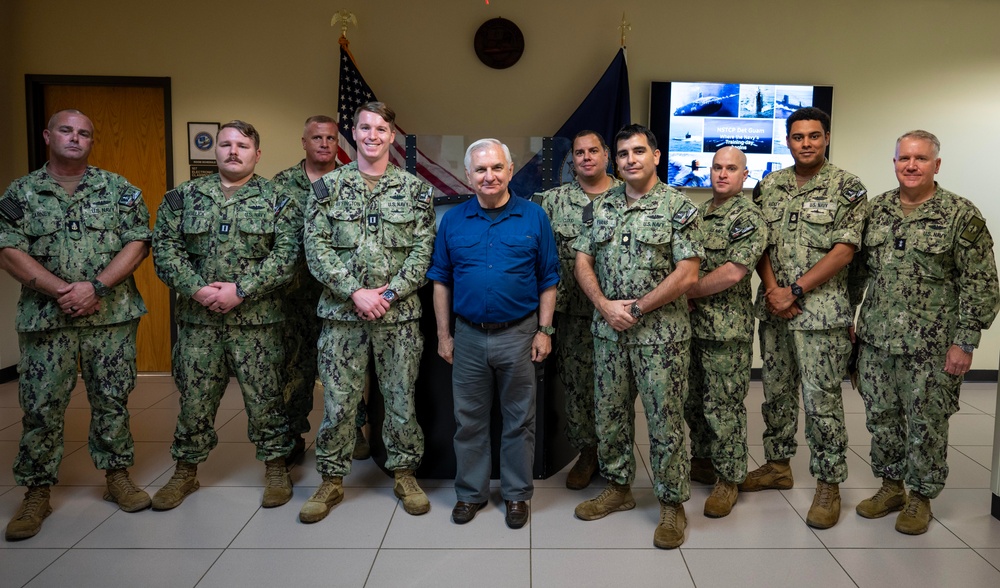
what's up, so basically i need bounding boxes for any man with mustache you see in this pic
[534,130,621,490]
[684,146,766,518]
[300,102,435,523]
[272,115,370,464]
[743,107,869,530]
[854,130,998,534]
[573,124,702,549]
[1,109,152,540]
[152,120,300,511]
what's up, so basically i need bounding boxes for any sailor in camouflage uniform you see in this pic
[535,130,621,490]
[152,120,299,511]
[272,115,371,464]
[299,102,435,524]
[744,108,869,530]
[573,125,703,549]
[684,147,767,518]
[854,131,999,535]
[1,110,152,541]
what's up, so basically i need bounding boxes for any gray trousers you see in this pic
[452,315,537,503]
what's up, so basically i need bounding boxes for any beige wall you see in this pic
[3,0,1000,369]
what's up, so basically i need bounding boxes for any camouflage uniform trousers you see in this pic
[684,337,750,484]
[281,296,322,437]
[314,318,424,477]
[13,320,140,487]
[858,342,961,498]
[758,320,850,483]
[556,311,597,451]
[170,322,292,463]
[594,337,690,505]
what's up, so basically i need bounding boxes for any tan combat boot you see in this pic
[299,476,344,523]
[5,486,52,541]
[653,501,687,549]
[352,426,371,460]
[806,480,841,529]
[856,479,906,519]
[566,446,598,490]
[704,479,739,518]
[151,461,199,510]
[262,457,292,508]
[739,459,793,492]
[690,457,718,485]
[394,469,430,515]
[104,469,151,512]
[895,492,932,535]
[574,483,635,521]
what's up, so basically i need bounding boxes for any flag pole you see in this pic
[332,9,359,63]
[618,12,631,48]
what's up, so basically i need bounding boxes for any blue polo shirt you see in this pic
[427,194,559,324]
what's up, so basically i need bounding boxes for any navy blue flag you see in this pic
[510,48,631,198]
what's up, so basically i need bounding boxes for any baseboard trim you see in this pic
[0,365,17,384]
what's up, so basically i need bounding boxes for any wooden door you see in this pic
[31,80,173,372]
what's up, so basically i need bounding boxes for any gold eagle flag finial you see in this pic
[332,9,358,40]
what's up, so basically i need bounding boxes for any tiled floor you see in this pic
[1,376,999,587]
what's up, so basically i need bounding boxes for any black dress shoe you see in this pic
[452,500,488,524]
[505,500,529,529]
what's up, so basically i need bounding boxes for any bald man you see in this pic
[683,147,767,518]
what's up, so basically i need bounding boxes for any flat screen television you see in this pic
[648,81,834,189]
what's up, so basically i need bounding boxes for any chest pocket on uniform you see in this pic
[862,226,890,270]
[328,201,363,248]
[700,232,729,272]
[26,211,61,256]
[800,204,836,249]
[83,209,122,253]
[182,214,213,256]
[553,222,581,260]
[633,225,673,269]
[237,211,275,259]
[761,205,784,246]
[381,206,414,248]
[499,234,539,266]
[909,229,951,280]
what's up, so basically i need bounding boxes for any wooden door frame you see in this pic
[25,74,178,356]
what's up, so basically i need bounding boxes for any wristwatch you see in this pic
[630,301,644,319]
[537,325,556,336]
[790,282,804,298]
[91,279,111,298]
[235,283,248,299]
[957,343,976,354]
[382,289,397,302]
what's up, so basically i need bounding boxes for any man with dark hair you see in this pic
[573,124,703,549]
[854,130,998,534]
[301,102,435,523]
[1,109,152,540]
[742,107,869,530]
[684,146,767,518]
[429,138,559,529]
[534,130,621,490]
[152,120,299,511]
[272,114,363,465]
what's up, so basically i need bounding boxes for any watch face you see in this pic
[382,290,396,301]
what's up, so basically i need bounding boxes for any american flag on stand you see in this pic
[336,36,471,196]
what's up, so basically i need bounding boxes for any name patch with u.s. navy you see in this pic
[959,216,986,247]
[672,202,697,227]
[640,213,667,228]
[730,217,757,242]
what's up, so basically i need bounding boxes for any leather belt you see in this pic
[458,312,534,332]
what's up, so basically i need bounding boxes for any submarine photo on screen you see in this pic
[648,81,833,189]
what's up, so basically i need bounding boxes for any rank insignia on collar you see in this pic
[894,237,906,250]
[789,211,799,223]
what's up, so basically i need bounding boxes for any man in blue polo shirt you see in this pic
[428,138,559,530]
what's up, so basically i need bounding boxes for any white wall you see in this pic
[3,0,1000,369]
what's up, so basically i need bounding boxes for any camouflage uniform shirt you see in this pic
[690,194,767,342]
[574,181,704,344]
[272,160,327,304]
[753,162,869,329]
[856,184,999,355]
[152,173,301,325]
[0,164,150,332]
[305,162,435,322]
[537,178,622,317]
